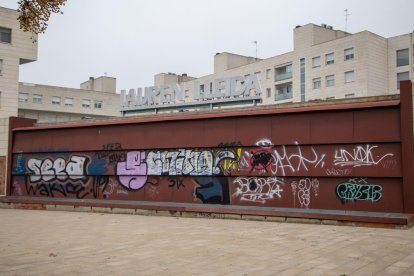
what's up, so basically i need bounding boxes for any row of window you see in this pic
[312,48,354,68]
[265,89,356,100]
[269,48,355,83]
[264,70,409,99]
[18,93,103,109]
[312,71,355,89]
[263,46,410,83]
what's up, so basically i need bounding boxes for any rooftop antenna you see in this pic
[253,40,258,60]
[345,9,351,32]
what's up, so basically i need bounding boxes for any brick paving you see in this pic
[0,209,414,275]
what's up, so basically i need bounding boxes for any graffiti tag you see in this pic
[27,156,89,182]
[233,177,284,203]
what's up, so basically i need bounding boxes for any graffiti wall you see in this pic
[9,138,404,212]
[7,84,414,215]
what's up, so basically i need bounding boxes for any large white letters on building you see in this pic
[120,74,262,112]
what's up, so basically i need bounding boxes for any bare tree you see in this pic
[17,0,67,42]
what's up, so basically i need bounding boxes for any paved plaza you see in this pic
[0,209,414,275]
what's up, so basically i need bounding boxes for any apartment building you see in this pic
[0,7,37,151]
[18,76,121,123]
[0,7,38,192]
[121,23,413,115]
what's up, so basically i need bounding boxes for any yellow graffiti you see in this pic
[222,148,242,172]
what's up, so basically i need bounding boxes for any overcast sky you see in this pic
[1,0,413,92]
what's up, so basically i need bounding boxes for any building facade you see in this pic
[0,7,37,153]
[18,76,121,124]
[121,23,413,116]
[0,7,38,193]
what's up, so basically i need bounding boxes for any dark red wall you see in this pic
[8,81,414,214]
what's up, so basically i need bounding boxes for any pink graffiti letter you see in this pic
[117,151,148,190]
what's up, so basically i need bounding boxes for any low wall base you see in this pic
[1,196,413,229]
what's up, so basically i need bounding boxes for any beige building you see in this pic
[121,23,413,115]
[0,7,38,193]
[18,76,121,124]
[0,7,37,153]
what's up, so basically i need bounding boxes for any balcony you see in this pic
[275,91,293,100]
[275,82,293,101]
[275,64,292,82]
[275,72,292,81]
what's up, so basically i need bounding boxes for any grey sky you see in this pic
[1,0,413,92]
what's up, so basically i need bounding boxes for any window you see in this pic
[266,69,271,79]
[345,93,355,98]
[397,72,410,89]
[312,56,321,68]
[0,59,3,75]
[82,99,90,108]
[300,58,305,102]
[326,75,335,87]
[397,49,409,67]
[94,100,102,109]
[33,94,42,104]
[18,93,28,102]
[345,71,355,83]
[266,88,271,98]
[254,71,261,82]
[0,27,11,43]
[326,53,334,65]
[52,96,61,105]
[64,97,73,106]
[312,78,321,89]
[344,48,354,60]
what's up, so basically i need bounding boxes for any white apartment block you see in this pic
[0,7,37,154]
[121,23,413,115]
[18,76,121,124]
[0,6,38,194]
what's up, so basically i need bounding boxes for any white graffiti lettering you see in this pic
[27,156,88,182]
[334,145,394,167]
[271,143,325,176]
[291,178,319,208]
[233,177,284,203]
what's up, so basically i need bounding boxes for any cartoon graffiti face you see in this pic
[250,150,273,172]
